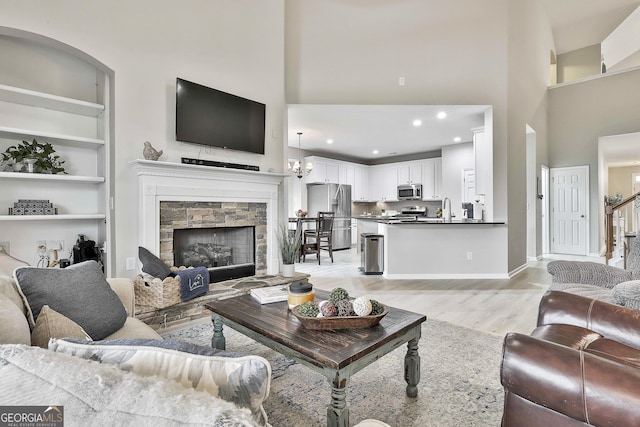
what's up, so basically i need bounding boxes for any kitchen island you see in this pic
[355,217,508,279]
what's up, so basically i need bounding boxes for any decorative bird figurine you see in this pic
[143,141,163,161]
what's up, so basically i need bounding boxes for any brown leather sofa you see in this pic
[501,290,640,427]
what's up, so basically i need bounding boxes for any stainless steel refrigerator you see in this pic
[307,183,352,250]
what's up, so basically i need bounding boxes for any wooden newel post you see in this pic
[605,202,613,263]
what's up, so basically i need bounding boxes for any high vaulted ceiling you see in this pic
[288,2,640,164]
[543,0,640,54]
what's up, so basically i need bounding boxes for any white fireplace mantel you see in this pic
[130,160,287,274]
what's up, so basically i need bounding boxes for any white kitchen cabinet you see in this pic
[353,165,369,201]
[304,156,339,184]
[0,79,112,272]
[339,163,355,187]
[421,158,442,200]
[397,162,422,185]
[369,164,398,202]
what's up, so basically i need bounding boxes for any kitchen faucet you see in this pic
[442,197,452,221]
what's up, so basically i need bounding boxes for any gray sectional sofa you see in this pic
[0,253,271,426]
[546,233,640,310]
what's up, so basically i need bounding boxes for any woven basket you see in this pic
[134,275,181,309]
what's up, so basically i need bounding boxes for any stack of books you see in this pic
[250,286,289,304]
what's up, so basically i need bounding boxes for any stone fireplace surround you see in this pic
[160,201,265,278]
[130,160,286,276]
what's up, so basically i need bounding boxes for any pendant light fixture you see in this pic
[290,132,312,178]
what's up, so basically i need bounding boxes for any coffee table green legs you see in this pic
[404,337,420,398]
[211,313,226,350]
[327,375,349,427]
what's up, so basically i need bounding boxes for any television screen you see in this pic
[176,78,265,154]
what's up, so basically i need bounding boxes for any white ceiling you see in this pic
[287,2,640,163]
[543,0,640,54]
[287,105,487,162]
[600,132,640,168]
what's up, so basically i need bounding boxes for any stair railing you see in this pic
[605,191,640,264]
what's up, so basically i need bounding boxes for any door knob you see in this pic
[581,215,585,218]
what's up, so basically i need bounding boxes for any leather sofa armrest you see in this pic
[107,278,135,317]
[547,260,631,287]
[501,333,640,427]
[538,291,640,350]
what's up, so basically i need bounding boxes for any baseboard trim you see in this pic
[508,262,529,278]
[382,272,510,280]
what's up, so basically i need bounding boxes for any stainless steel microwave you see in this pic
[397,184,422,200]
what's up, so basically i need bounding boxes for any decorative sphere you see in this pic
[336,299,354,317]
[297,301,319,317]
[329,287,350,303]
[352,296,372,316]
[370,299,385,315]
[320,301,338,317]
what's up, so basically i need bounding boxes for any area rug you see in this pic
[162,318,505,427]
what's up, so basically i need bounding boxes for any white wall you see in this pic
[602,5,640,72]
[549,69,640,254]
[557,44,601,83]
[286,0,555,273]
[506,0,554,271]
[0,0,285,277]
[1,0,560,275]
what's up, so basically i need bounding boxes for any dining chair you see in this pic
[302,211,335,264]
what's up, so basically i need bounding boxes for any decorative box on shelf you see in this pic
[8,199,58,215]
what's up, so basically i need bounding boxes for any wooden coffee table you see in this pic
[205,290,426,427]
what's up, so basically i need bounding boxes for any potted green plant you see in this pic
[278,224,301,277]
[1,139,66,174]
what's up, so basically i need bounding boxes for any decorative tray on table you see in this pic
[291,304,389,330]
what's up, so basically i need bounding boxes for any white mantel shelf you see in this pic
[129,159,287,184]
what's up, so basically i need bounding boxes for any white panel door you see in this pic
[551,166,589,255]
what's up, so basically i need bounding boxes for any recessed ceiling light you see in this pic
[454,137,461,142]
[326,139,334,144]
[373,150,379,155]
[413,120,422,127]
[437,111,447,119]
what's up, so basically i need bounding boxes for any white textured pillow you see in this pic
[49,338,272,426]
[612,280,640,310]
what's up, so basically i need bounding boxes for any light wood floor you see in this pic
[295,248,602,336]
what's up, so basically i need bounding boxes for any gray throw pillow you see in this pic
[13,261,127,340]
[612,280,640,310]
[138,247,172,279]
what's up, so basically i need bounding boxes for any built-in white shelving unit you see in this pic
[0,214,106,221]
[0,171,104,184]
[0,126,104,148]
[0,83,104,116]
[0,76,111,269]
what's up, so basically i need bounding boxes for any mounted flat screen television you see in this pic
[176,78,265,154]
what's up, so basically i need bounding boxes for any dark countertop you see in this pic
[353,215,389,220]
[383,219,505,225]
[354,216,504,225]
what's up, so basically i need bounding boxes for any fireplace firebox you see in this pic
[173,226,256,283]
